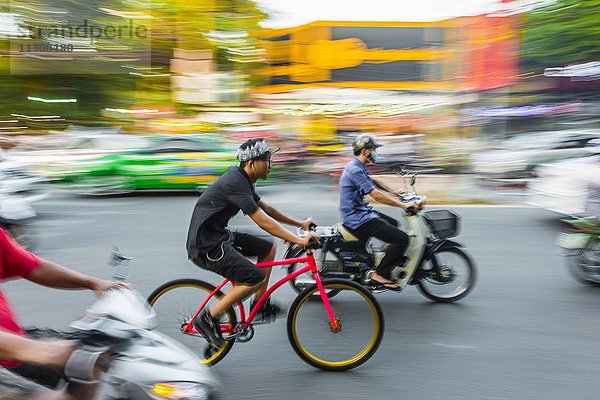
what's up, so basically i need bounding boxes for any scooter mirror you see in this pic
[410,174,417,187]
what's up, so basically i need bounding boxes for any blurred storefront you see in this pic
[252,17,521,142]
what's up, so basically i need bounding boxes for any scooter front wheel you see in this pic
[566,238,600,285]
[417,248,477,303]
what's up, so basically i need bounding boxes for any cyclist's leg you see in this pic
[197,241,266,318]
[231,232,276,300]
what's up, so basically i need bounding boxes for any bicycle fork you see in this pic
[313,272,341,333]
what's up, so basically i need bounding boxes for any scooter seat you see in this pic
[336,223,360,242]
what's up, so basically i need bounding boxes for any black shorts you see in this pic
[192,232,274,285]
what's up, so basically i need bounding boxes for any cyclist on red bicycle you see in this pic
[186,138,319,348]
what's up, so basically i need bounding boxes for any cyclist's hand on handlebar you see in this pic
[92,279,131,298]
[403,201,419,212]
[298,231,320,247]
[299,217,317,232]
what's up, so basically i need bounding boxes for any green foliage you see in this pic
[522,0,600,69]
[0,0,267,120]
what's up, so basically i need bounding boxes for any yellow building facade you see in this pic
[255,20,466,93]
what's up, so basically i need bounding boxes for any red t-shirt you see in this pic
[0,228,42,367]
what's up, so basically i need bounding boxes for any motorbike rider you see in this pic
[0,227,125,399]
[339,134,420,291]
[186,138,319,348]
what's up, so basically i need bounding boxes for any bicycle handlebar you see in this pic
[306,237,322,250]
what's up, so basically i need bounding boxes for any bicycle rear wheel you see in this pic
[287,278,384,371]
[147,279,236,365]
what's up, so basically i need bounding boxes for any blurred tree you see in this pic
[0,0,267,121]
[522,0,600,69]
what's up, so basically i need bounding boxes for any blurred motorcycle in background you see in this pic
[0,148,49,250]
[556,183,600,285]
[0,194,38,250]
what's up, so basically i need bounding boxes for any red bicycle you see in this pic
[147,240,384,371]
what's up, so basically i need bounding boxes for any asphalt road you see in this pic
[4,185,600,400]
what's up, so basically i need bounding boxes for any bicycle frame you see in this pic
[183,249,340,336]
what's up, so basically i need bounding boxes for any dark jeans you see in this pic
[352,213,409,279]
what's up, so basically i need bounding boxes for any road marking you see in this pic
[438,204,534,208]
[38,200,139,207]
[35,219,90,228]
[432,342,477,349]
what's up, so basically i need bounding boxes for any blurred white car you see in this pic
[527,144,600,216]
[0,150,49,203]
[471,129,600,181]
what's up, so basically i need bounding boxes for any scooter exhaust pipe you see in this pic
[323,272,355,279]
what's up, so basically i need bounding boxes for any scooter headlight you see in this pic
[147,382,212,399]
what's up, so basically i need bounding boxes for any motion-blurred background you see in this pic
[0,0,598,216]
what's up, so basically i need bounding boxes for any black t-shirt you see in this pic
[186,166,261,258]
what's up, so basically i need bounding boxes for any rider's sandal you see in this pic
[370,280,402,292]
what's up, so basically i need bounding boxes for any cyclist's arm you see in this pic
[249,208,305,244]
[368,188,413,209]
[26,260,115,296]
[0,330,73,368]
[257,199,303,228]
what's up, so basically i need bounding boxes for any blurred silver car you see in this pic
[471,129,600,182]
[527,142,600,216]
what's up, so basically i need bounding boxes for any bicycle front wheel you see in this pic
[147,279,236,365]
[287,278,384,371]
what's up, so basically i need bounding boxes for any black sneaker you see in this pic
[193,309,224,348]
[250,297,287,323]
